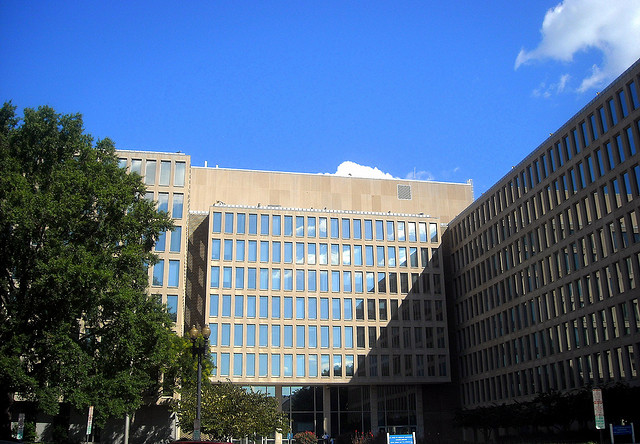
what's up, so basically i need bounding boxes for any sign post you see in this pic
[387,432,415,444]
[16,413,25,440]
[86,405,94,443]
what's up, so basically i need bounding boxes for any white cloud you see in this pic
[329,161,397,179]
[532,73,571,98]
[515,0,640,92]
[405,169,435,181]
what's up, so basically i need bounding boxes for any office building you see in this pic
[445,58,640,411]
[114,151,474,440]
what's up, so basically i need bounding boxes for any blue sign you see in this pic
[388,435,414,444]
[612,425,633,435]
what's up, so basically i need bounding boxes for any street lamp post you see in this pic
[189,324,211,441]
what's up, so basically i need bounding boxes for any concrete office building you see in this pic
[115,150,474,440]
[445,58,640,411]
[114,57,640,443]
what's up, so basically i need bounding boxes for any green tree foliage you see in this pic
[175,381,290,441]
[0,103,176,438]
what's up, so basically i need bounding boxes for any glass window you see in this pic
[260,268,269,290]
[210,265,219,288]
[284,215,293,236]
[130,159,142,175]
[342,218,350,239]
[220,353,230,376]
[224,239,233,261]
[307,217,316,237]
[319,217,327,238]
[332,298,341,320]
[174,162,186,186]
[249,214,258,234]
[320,270,329,292]
[259,324,268,347]
[353,219,362,239]
[321,326,329,348]
[387,221,395,241]
[296,354,305,377]
[355,299,364,319]
[243,242,255,263]
[156,230,166,252]
[397,222,406,241]
[236,240,245,261]
[295,216,304,237]
[333,355,342,376]
[271,296,280,319]
[296,297,305,319]
[331,244,340,265]
[342,245,351,265]
[259,296,268,318]
[354,245,363,266]
[408,222,417,241]
[172,194,184,219]
[157,193,169,213]
[234,324,243,346]
[308,297,317,319]
[209,294,219,317]
[271,354,280,377]
[222,267,232,288]
[224,213,234,234]
[246,353,255,377]
[321,354,330,377]
[343,271,352,292]
[296,326,305,348]
[307,243,316,264]
[260,241,269,262]
[284,297,293,319]
[247,296,256,318]
[260,214,269,235]
[272,215,281,236]
[344,298,353,320]
[272,241,281,263]
[159,161,172,186]
[166,295,178,322]
[309,325,318,348]
[377,246,385,266]
[419,222,427,242]
[319,244,328,264]
[168,260,179,287]
[375,220,384,240]
[284,325,293,347]
[330,218,339,238]
[320,298,329,319]
[429,223,438,242]
[221,294,231,317]
[296,269,305,291]
[296,243,304,264]
[272,325,281,347]
[212,212,222,233]
[364,220,373,240]
[284,242,293,263]
[365,246,374,266]
[284,269,293,291]
[366,272,375,293]
[308,270,317,292]
[355,272,363,293]
[309,354,318,377]
[333,326,342,348]
[221,324,230,346]
[235,268,244,289]
[145,160,156,185]
[259,353,268,376]
[388,246,396,267]
[345,326,353,348]
[235,295,244,317]
[272,269,281,290]
[331,271,340,292]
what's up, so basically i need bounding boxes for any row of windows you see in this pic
[212,239,439,268]
[456,250,640,351]
[462,344,638,405]
[145,191,185,219]
[211,352,448,379]
[207,323,447,350]
[454,81,639,238]
[212,212,439,243]
[156,227,182,253]
[152,259,180,287]
[209,294,445,322]
[210,266,442,295]
[460,298,640,378]
[119,158,187,188]
[453,157,640,274]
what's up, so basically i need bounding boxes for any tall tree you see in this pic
[0,103,175,439]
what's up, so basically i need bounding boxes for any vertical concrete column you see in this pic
[323,385,331,437]
[276,386,283,444]
[415,386,424,439]
[370,386,378,433]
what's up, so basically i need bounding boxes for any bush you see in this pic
[294,431,318,444]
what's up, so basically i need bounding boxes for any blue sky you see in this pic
[2,1,640,197]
